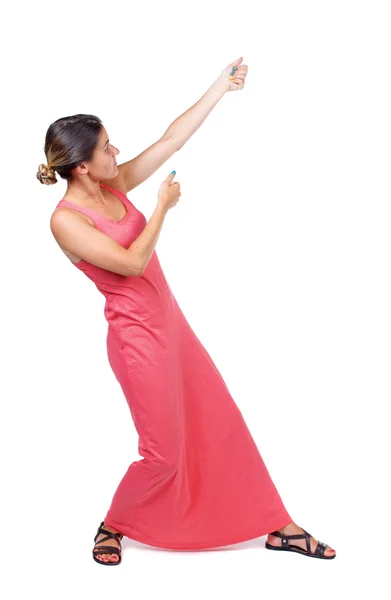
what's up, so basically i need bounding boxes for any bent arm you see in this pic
[128,202,168,275]
[50,204,169,277]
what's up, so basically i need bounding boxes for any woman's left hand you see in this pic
[216,57,249,93]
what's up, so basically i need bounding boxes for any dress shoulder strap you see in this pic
[55,183,109,229]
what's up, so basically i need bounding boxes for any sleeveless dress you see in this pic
[56,182,292,549]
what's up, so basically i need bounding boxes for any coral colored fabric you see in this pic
[57,183,292,549]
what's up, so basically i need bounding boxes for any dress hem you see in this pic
[103,513,293,551]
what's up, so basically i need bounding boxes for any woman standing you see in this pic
[38,57,336,565]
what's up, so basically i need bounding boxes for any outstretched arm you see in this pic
[118,57,248,192]
[164,57,248,149]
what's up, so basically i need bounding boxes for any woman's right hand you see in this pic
[158,172,181,211]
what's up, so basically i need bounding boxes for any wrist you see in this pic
[211,78,228,97]
[156,200,168,216]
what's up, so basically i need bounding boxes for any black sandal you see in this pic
[92,521,124,566]
[265,528,336,560]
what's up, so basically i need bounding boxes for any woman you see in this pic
[37,57,336,565]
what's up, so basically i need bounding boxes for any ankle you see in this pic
[278,521,295,533]
[102,522,121,534]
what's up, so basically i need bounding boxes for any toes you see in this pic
[95,547,120,562]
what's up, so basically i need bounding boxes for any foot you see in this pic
[93,523,122,563]
[267,521,336,557]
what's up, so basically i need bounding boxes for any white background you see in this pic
[1,0,389,597]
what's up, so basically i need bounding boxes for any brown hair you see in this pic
[36,113,103,185]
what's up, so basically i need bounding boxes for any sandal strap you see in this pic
[94,533,115,545]
[269,529,312,552]
[94,523,123,544]
[93,546,121,558]
[93,545,121,554]
[94,531,123,544]
[269,529,328,555]
[268,529,312,541]
[315,541,327,556]
[303,530,311,553]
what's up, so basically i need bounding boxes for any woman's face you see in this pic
[85,126,120,180]
[93,127,119,179]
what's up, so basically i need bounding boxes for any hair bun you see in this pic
[36,163,57,185]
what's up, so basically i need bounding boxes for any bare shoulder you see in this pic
[50,206,94,228]
[50,207,94,264]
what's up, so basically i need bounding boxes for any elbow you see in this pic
[124,261,143,277]
[124,250,144,277]
[129,267,143,278]
[165,135,181,152]
[133,262,145,278]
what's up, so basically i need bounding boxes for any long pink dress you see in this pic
[56,182,292,550]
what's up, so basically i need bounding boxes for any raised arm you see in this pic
[109,58,248,194]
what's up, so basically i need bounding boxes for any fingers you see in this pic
[231,65,248,86]
[232,65,248,89]
[235,66,248,74]
[235,66,248,78]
